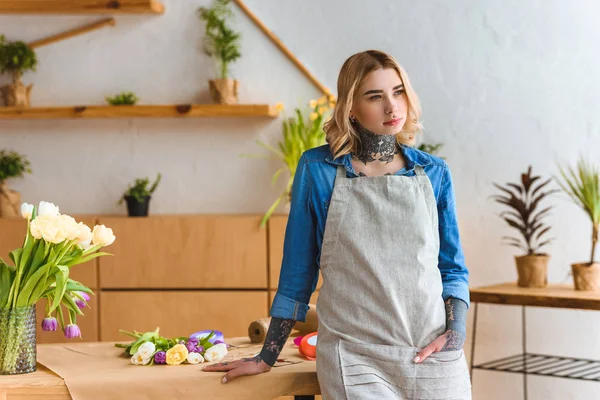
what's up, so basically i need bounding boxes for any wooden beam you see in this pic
[28,18,116,49]
[0,0,164,15]
[0,104,280,120]
[232,0,331,96]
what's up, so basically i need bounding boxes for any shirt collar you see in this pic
[324,144,432,170]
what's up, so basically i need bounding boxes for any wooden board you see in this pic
[0,104,279,120]
[470,282,600,310]
[99,290,269,341]
[268,214,323,290]
[0,216,98,288]
[0,0,164,14]
[98,215,268,289]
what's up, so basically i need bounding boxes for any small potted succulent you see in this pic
[0,35,37,107]
[197,0,242,105]
[556,157,600,291]
[106,92,139,106]
[118,173,161,217]
[492,166,559,287]
[0,150,32,217]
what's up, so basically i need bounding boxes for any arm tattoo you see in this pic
[256,317,296,366]
[440,297,468,351]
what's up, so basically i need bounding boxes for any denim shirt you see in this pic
[269,143,470,322]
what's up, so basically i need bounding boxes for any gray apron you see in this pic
[315,164,472,399]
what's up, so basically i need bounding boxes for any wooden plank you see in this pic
[470,282,600,310]
[0,0,164,15]
[98,215,268,289]
[0,104,279,120]
[28,18,116,49]
[0,364,70,400]
[99,291,269,341]
[267,214,323,290]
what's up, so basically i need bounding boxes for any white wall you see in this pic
[2,1,600,398]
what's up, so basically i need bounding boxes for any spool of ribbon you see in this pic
[190,329,224,344]
[298,332,317,360]
[247,303,319,343]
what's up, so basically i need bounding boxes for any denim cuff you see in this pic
[269,292,311,322]
[442,281,471,310]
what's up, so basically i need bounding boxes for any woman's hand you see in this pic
[201,355,272,383]
[413,329,466,363]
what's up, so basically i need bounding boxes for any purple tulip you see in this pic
[74,292,91,309]
[187,337,199,347]
[41,317,58,332]
[64,324,81,339]
[197,345,205,354]
[154,351,166,364]
[185,341,198,353]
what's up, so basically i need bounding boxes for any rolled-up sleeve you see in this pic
[269,154,320,322]
[437,163,470,308]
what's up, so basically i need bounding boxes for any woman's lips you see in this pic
[383,118,403,127]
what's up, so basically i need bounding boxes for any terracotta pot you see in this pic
[0,182,20,217]
[515,255,549,288]
[571,262,600,291]
[208,79,238,105]
[0,74,33,107]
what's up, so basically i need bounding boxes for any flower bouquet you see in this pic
[0,201,116,375]
[116,328,229,366]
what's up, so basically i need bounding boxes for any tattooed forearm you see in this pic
[440,297,468,351]
[257,317,296,366]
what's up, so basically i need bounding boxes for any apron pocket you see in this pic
[338,339,471,400]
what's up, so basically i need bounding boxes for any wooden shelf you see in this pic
[0,0,164,15]
[0,104,280,120]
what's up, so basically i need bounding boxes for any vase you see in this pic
[0,304,37,375]
[571,262,600,291]
[208,79,238,105]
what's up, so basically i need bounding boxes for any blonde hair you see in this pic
[323,50,423,160]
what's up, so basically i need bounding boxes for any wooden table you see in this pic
[469,282,600,400]
[0,336,320,400]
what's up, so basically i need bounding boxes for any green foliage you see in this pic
[119,173,162,204]
[0,150,32,182]
[492,166,558,256]
[418,142,444,157]
[0,35,37,77]
[106,92,138,106]
[556,157,600,264]
[197,0,241,79]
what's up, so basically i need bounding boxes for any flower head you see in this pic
[275,102,284,112]
[187,337,199,347]
[131,352,152,365]
[154,351,166,364]
[92,225,116,247]
[138,342,156,359]
[41,317,57,332]
[21,203,33,219]
[76,222,93,250]
[203,343,228,362]
[185,341,198,354]
[187,352,204,364]
[64,324,81,339]
[73,291,91,309]
[309,112,318,121]
[166,344,188,365]
[38,201,60,217]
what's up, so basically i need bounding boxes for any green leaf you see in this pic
[9,248,22,268]
[49,265,69,314]
[16,260,55,306]
[0,260,16,309]
[68,251,112,267]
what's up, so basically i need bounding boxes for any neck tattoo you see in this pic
[351,122,399,165]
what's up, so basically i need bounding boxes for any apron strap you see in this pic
[336,165,348,180]
[414,165,426,176]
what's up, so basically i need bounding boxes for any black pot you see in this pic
[124,195,151,217]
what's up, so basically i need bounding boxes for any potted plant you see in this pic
[0,150,32,217]
[0,35,37,107]
[242,96,334,228]
[0,201,115,374]
[556,157,600,291]
[197,0,242,105]
[118,173,161,217]
[492,166,558,287]
[106,92,139,106]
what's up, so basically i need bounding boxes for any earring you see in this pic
[349,116,355,123]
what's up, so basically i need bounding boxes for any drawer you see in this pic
[268,215,323,290]
[98,215,268,289]
[100,290,269,341]
[0,216,98,288]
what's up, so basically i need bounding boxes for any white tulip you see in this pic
[21,203,33,220]
[76,222,93,250]
[30,215,66,243]
[131,352,151,365]
[92,225,116,247]
[58,214,80,241]
[138,342,156,359]
[203,343,228,362]
[186,352,204,364]
[38,201,60,217]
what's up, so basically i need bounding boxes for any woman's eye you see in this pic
[394,90,405,96]
[369,95,382,100]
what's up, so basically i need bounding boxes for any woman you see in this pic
[203,50,472,399]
